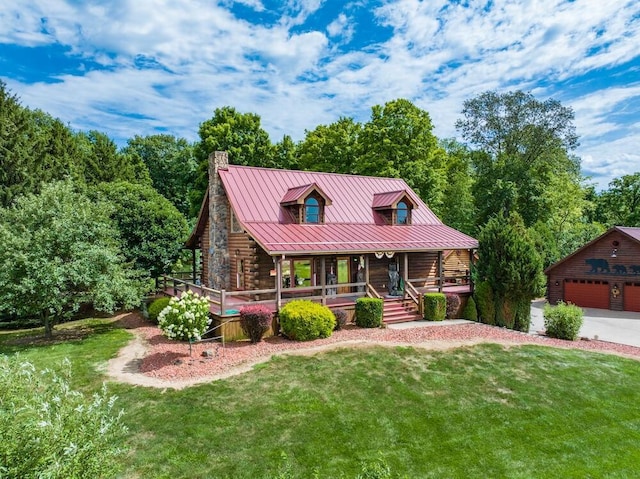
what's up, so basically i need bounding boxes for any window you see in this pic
[282,259,312,288]
[305,197,320,224]
[396,201,409,224]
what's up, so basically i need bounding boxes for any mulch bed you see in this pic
[124,314,640,382]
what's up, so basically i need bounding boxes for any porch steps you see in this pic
[383,298,422,324]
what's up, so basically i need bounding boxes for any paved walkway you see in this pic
[387,319,472,329]
[530,299,640,347]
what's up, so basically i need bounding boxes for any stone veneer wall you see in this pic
[207,151,231,290]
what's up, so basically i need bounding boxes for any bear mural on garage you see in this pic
[585,259,640,275]
[585,258,610,273]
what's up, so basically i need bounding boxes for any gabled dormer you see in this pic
[372,190,415,225]
[280,183,332,224]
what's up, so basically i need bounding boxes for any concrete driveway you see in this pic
[530,299,640,347]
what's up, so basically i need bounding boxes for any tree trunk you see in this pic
[42,311,53,338]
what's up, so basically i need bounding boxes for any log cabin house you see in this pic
[169,151,478,333]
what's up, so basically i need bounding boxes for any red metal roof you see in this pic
[209,165,477,255]
[281,184,314,204]
[280,183,332,205]
[243,223,478,255]
[372,190,410,209]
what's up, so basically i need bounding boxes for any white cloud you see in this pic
[0,0,638,189]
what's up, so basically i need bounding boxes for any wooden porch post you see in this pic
[438,251,443,292]
[403,253,409,282]
[275,256,282,311]
[365,255,370,284]
[320,256,327,305]
[470,248,475,294]
[191,248,197,283]
[403,253,409,298]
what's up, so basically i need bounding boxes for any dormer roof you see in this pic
[372,190,416,210]
[280,183,332,206]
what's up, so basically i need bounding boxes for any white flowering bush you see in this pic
[157,290,212,341]
[0,355,128,479]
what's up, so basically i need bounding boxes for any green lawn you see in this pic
[2,321,640,478]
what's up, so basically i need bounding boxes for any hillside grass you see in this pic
[2,319,640,478]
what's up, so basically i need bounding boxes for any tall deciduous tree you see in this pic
[122,134,198,217]
[456,90,580,227]
[476,212,544,332]
[596,173,640,227]
[0,182,143,337]
[273,134,299,170]
[95,182,190,278]
[296,117,362,174]
[192,106,275,214]
[439,139,475,235]
[357,99,447,213]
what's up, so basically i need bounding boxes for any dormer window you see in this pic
[281,183,332,225]
[305,197,320,223]
[372,190,415,225]
[396,201,409,224]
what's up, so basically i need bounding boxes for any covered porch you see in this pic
[159,248,473,319]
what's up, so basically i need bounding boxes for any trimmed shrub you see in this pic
[445,293,461,319]
[423,293,446,321]
[148,297,171,324]
[462,296,478,321]
[331,308,348,330]
[239,305,272,343]
[157,291,211,341]
[279,300,335,341]
[513,298,532,333]
[474,281,495,325]
[0,356,128,479]
[543,301,584,340]
[355,298,383,328]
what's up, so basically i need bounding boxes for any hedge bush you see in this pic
[462,296,478,321]
[423,293,446,321]
[445,293,461,319]
[543,301,584,340]
[239,305,272,343]
[331,308,348,330]
[148,297,171,324]
[474,281,495,325]
[279,300,335,341]
[355,298,383,328]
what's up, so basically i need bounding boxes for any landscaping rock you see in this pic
[202,349,215,358]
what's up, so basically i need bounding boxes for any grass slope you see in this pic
[2,320,640,478]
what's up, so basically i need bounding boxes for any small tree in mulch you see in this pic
[157,291,211,341]
[239,305,272,343]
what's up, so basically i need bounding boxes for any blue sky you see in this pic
[1,1,638,189]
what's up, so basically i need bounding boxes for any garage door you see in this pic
[564,279,609,309]
[625,282,640,312]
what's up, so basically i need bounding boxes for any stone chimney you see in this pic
[207,151,230,290]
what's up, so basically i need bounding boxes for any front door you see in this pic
[337,257,351,294]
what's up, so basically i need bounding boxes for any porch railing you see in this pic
[404,280,422,316]
[158,276,368,316]
[366,283,382,299]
